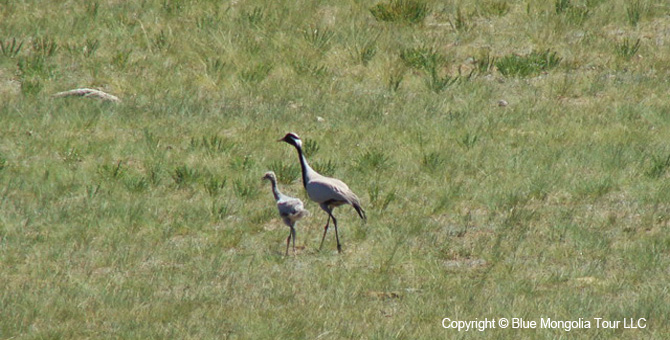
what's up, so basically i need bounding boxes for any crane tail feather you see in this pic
[353,203,367,222]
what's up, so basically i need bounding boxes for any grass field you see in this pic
[2,0,670,338]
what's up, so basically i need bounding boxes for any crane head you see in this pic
[278,132,302,148]
[262,171,277,182]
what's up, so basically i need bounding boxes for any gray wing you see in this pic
[277,196,309,221]
[306,177,360,206]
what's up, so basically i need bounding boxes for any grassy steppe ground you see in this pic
[2,0,670,338]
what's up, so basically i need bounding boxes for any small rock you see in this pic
[497,99,508,107]
[316,116,325,123]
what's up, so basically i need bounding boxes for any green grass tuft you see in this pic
[303,26,335,51]
[626,1,644,26]
[302,138,321,158]
[421,151,444,172]
[204,176,227,196]
[357,149,393,172]
[480,1,510,17]
[370,0,430,24]
[400,45,445,73]
[448,7,472,32]
[496,50,562,77]
[269,160,300,184]
[473,51,497,74]
[172,164,200,187]
[241,7,266,27]
[615,38,641,60]
[0,37,23,57]
[312,159,338,177]
[645,152,670,178]
[233,178,260,199]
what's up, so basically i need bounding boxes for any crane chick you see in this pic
[262,171,309,256]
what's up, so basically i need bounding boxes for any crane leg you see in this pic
[318,215,331,251]
[291,226,296,254]
[331,214,341,253]
[285,231,291,256]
